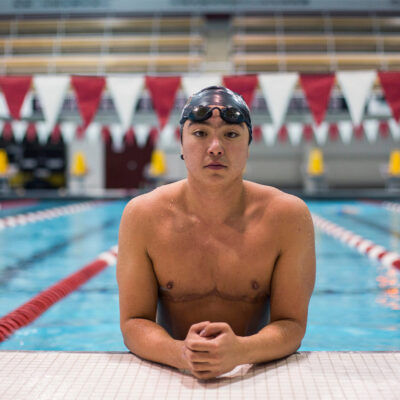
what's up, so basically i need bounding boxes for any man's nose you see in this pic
[208,137,224,156]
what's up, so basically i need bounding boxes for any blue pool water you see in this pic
[0,198,399,351]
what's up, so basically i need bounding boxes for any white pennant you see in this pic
[107,75,144,133]
[33,75,70,131]
[363,119,379,143]
[287,122,303,146]
[337,70,376,126]
[338,120,353,144]
[261,124,277,146]
[20,91,34,118]
[0,93,9,118]
[86,123,101,143]
[389,118,400,141]
[313,122,329,145]
[36,121,51,145]
[12,121,28,142]
[158,124,176,148]
[181,75,222,98]
[110,124,125,152]
[60,121,76,144]
[259,73,298,133]
[134,124,151,148]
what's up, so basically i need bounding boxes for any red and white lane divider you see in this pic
[312,213,400,271]
[0,245,118,342]
[0,200,104,230]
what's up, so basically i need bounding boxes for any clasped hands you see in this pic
[182,321,244,380]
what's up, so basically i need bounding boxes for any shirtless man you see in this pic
[117,86,316,380]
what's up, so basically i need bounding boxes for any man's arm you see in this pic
[117,195,187,370]
[184,196,316,379]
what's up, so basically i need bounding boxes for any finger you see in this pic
[189,321,210,335]
[186,348,217,363]
[199,322,229,338]
[185,338,217,352]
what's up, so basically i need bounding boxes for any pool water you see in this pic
[0,198,399,351]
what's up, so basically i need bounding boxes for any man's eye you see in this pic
[226,132,239,138]
[193,131,205,137]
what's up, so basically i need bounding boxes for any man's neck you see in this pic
[183,176,246,225]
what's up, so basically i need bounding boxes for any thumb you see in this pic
[200,322,226,338]
[189,321,210,335]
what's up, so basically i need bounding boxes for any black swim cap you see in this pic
[179,86,252,144]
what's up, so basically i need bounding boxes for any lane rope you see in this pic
[0,245,118,342]
[0,200,104,230]
[312,213,400,271]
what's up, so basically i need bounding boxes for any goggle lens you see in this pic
[188,106,245,125]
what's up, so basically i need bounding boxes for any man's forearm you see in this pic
[122,318,186,370]
[238,319,305,365]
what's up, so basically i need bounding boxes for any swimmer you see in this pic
[117,86,316,380]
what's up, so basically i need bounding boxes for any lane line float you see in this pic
[0,245,118,342]
[312,213,400,271]
[0,200,104,230]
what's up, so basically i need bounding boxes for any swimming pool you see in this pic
[0,197,399,351]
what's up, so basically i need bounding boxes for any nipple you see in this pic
[251,280,259,290]
[166,281,174,290]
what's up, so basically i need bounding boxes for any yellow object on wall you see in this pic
[0,149,9,175]
[307,148,324,176]
[388,150,400,176]
[149,149,167,176]
[71,151,87,177]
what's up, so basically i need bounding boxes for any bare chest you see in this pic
[147,213,278,302]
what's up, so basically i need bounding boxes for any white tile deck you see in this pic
[0,351,399,399]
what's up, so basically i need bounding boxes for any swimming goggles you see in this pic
[180,105,248,127]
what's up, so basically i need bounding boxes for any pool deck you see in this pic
[1,351,399,399]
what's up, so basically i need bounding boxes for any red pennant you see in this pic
[329,123,339,141]
[76,125,85,140]
[145,76,181,130]
[303,124,314,142]
[51,124,62,143]
[278,125,288,142]
[125,127,136,145]
[149,127,159,145]
[0,76,32,120]
[378,71,400,122]
[299,74,335,126]
[175,126,181,142]
[2,121,13,141]
[101,125,111,143]
[71,76,106,129]
[354,125,364,140]
[26,122,37,142]
[379,120,390,138]
[253,125,262,142]
[223,75,259,108]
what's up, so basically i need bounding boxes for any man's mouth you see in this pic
[206,163,226,169]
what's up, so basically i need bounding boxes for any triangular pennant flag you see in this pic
[125,127,136,146]
[363,119,379,143]
[337,70,376,126]
[11,121,28,142]
[0,93,9,118]
[20,92,33,118]
[379,120,390,138]
[101,125,111,143]
[51,124,62,144]
[223,75,258,108]
[338,120,353,144]
[158,124,176,148]
[107,75,144,133]
[36,121,51,145]
[259,73,298,132]
[287,122,303,146]
[253,125,262,142]
[175,126,181,142]
[134,124,151,148]
[145,76,181,130]
[60,121,77,143]
[261,124,276,146]
[329,123,339,141]
[86,123,101,142]
[303,124,314,142]
[299,74,335,126]
[33,75,70,132]
[71,76,106,129]
[278,125,288,142]
[0,76,32,120]
[313,122,329,145]
[181,75,222,98]
[149,127,159,145]
[389,118,400,141]
[354,124,364,140]
[110,124,125,152]
[2,122,13,141]
[26,122,36,142]
[378,71,400,122]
